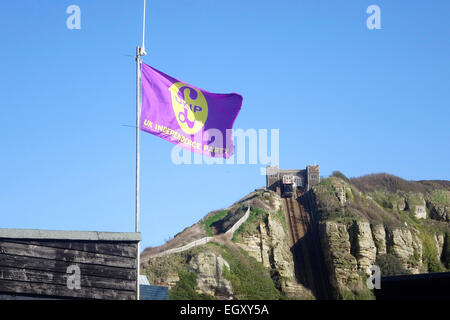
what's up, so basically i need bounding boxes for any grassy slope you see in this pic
[143,201,286,300]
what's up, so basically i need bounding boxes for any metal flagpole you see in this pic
[136,0,147,301]
[135,45,141,301]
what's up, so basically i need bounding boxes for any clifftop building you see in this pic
[266,165,320,191]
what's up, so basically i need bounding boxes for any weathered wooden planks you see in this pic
[0,234,139,300]
[2,240,137,258]
[0,266,135,291]
[0,279,136,300]
[0,254,136,280]
[0,241,136,268]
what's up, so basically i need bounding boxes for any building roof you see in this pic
[138,275,169,300]
[0,228,141,242]
[139,285,169,300]
[139,275,150,285]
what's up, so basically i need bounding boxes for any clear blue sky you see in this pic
[1,1,449,249]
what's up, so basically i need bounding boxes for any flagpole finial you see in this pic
[140,0,147,57]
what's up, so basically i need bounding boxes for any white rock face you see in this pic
[354,220,377,275]
[397,199,406,211]
[236,231,271,268]
[329,178,352,206]
[152,272,180,290]
[188,252,233,299]
[236,196,314,299]
[387,227,423,274]
[319,221,359,298]
[372,224,387,255]
[434,234,445,261]
[414,204,427,219]
[263,191,282,212]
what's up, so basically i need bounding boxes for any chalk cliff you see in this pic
[141,172,449,300]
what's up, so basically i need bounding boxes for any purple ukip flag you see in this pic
[140,63,242,159]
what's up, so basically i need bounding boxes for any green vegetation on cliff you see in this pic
[232,207,267,242]
[201,210,228,236]
[143,251,187,286]
[143,240,283,300]
[376,254,410,276]
[419,232,446,273]
[314,177,400,227]
[427,189,450,206]
[316,174,449,268]
[212,242,283,300]
[232,207,286,242]
[313,173,449,300]
[170,271,215,300]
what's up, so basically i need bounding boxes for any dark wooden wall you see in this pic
[375,272,450,300]
[0,239,138,300]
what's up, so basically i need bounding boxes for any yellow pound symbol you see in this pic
[169,82,208,135]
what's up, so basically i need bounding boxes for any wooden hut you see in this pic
[0,228,141,300]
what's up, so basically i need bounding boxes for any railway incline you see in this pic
[279,188,331,299]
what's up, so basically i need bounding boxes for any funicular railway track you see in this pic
[279,187,330,299]
[284,195,301,243]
